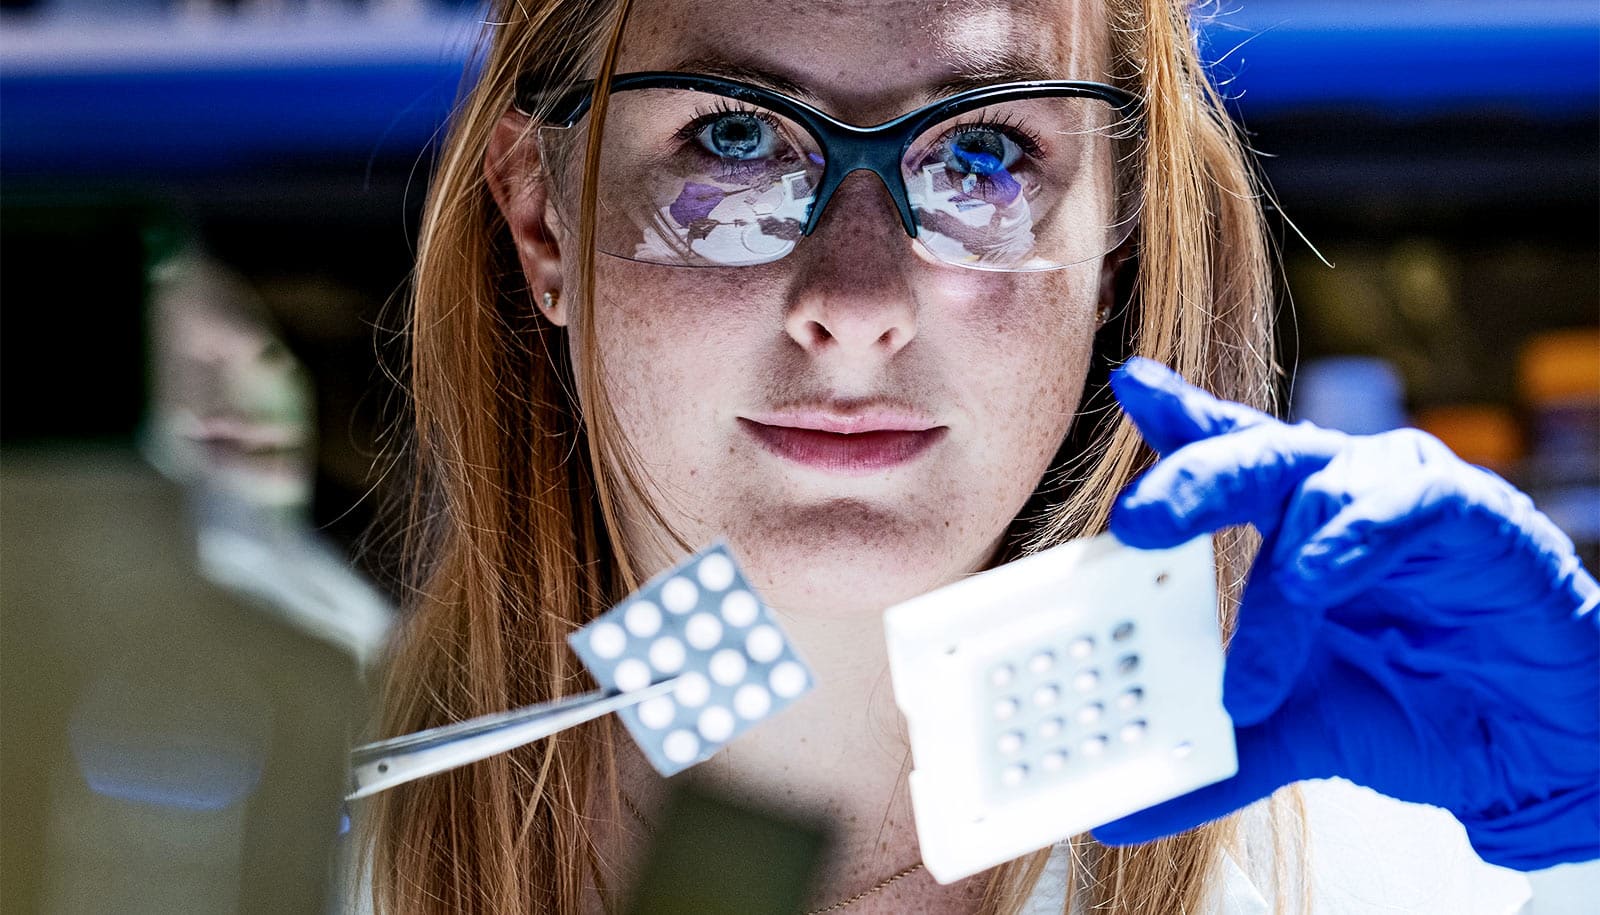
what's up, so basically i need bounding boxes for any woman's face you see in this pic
[494,0,1121,617]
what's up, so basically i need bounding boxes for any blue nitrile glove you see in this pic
[1089,357,1600,871]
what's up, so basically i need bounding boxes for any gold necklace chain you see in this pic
[619,792,924,914]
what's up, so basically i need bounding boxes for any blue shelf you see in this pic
[1,2,1595,178]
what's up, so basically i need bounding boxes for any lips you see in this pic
[739,417,947,476]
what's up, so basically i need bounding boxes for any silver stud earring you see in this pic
[542,290,559,313]
[1097,303,1112,325]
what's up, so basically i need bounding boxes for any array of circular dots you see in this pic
[993,697,1019,721]
[685,613,723,650]
[625,601,662,638]
[614,659,650,692]
[638,696,675,730]
[745,625,783,663]
[997,731,1024,755]
[661,577,698,614]
[698,706,735,742]
[663,729,700,764]
[721,590,758,627]
[1112,620,1136,642]
[990,664,1014,688]
[590,623,626,659]
[1067,637,1094,660]
[770,661,808,698]
[674,672,710,707]
[1076,702,1103,725]
[1032,684,1060,708]
[709,649,747,685]
[734,684,771,719]
[1073,670,1100,693]
[697,554,736,591]
[1029,652,1054,674]
[649,637,686,674]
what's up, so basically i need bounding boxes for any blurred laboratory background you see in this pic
[2,1,1597,913]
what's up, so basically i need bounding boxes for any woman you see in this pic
[361,0,1598,912]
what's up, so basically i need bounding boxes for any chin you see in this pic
[720,498,986,618]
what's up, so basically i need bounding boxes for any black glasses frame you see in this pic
[514,71,1144,241]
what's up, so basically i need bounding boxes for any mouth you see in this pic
[738,416,947,476]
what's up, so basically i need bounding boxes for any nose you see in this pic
[783,171,920,361]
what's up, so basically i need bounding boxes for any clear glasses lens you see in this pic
[904,97,1137,271]
[539,88,1136,271]
[540,87,825,267]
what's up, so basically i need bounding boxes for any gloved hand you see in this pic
[1089,357,1600,871]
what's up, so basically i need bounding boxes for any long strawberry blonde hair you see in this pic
[363,0,1309,911]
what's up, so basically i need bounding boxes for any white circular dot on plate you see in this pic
[637,696,676,730]
[696,553,735,591]
[1037,716,1063,739]
[1120,720,1147,742]
[720,590,759,627]
[1073,669,1100,692]
[1080,734,1108,757]
[1041,750,1067,771]
[624,601,662,638]
[1067,637,1095,660]
[734,684,772,720]
[997,731,1024,755]
[709,649,748,685]
[697,706,735,742]
[1031,684,1060,708]
[1116,687,1144,711]
[744,625,783,663]
[589,623,626,659]
[1172,741,1194,759]
[674,672,710,707]
[990,664,1014,688]
[661,577,699,614]
[769,661,808,698]
[1076,702,1104,725]
[1028,651,1055,674]
[648,637,686,674]
[685,613,724,650]
[663,729,700,764]
[993,697,1019,720]
[614,658,650,692]
[1001,764,1028,787]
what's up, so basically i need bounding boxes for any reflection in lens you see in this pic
[905,96,1135,271]
[544,88,827,267]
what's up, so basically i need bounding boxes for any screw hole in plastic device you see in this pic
[1155,572,1169,586]
[377,763,389,774]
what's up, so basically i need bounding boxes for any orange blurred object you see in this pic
[1415,405,1525,474]
[1517,328,1600,407]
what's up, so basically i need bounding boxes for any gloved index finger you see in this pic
[1110,357,1277,456]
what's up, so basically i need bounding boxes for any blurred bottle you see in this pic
[1291,356,1408,434]
[1516,328,1600,570]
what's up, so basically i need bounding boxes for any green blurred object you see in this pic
[0,449,367,914]
[625,785,829,915]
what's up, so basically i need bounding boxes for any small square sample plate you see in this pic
[884,533,1237,884]
[569,541,814,776]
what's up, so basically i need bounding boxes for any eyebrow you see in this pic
[659,48,1063,109]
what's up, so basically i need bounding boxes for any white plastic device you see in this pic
[884,533,1237,884]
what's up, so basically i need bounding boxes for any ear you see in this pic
[1097,233,1137,324]
[485,111,570,326]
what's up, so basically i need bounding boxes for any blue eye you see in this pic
[697,111,777,161]
[941,127,1021,176]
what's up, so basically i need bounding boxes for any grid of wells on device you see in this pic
[983,617,1147,794]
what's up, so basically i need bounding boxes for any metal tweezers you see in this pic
[347,678,679,800]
